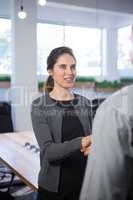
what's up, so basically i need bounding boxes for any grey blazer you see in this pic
[31,92,91,192]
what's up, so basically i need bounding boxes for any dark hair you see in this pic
[45,46,76,93]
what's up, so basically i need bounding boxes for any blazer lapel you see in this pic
[45,92,63,142]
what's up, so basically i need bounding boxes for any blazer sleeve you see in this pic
[31,102,82,163]
[80,102,132,200]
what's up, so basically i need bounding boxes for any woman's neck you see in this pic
[49,87,74,101]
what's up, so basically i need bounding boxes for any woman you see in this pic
[31,46,92,200]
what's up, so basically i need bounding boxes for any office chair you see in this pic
[0,102,13,133]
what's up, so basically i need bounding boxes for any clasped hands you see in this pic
[81,135,92,156]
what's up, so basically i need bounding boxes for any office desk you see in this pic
[0,131,40,192]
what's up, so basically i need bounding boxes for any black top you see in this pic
[51,96,87,193]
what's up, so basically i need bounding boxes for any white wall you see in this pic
[0,0,10,17]
[11,0,38,131]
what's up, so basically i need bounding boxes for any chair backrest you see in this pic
[0,102,13,133]
[90,98,105,130]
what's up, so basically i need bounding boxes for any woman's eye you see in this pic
[71,64,76,69]
[59,65,66,69]
[57,64,76,70]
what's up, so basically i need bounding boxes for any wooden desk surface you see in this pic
[0,131,40,192]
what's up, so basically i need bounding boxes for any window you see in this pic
[37,23,102,76]
[65,26,102,76]
[117,26,132,70]
[0,18,11,74]
[37,23,64,75]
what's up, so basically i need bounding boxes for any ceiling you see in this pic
[47,0,133,14]
[38,1,133,28]
[0,0,133,28]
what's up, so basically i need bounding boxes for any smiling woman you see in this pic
[31,46,92,200]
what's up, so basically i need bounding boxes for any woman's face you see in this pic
[48,53,77,89]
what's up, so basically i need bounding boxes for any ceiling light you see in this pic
[38,0,47,6]
[18,1,27,19]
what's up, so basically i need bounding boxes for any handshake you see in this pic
[81,135,92,156]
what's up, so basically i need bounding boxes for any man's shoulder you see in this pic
[98,85,133,116]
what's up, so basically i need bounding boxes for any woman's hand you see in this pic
[83,146,91,156]
[81,135,92,156]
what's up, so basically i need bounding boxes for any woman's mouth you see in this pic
[64,77,74,83]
